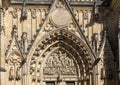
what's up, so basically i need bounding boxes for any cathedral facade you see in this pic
[0,0,120,85]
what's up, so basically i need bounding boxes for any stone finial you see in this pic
[20,0,27,22]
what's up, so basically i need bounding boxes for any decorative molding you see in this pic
[9,0,104,6]
[29,29,94,77]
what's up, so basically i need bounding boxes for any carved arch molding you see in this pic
[28,29,94,84]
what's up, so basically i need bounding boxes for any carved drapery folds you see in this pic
[43,49,77,75]
[9,66,14,80]
[9,66,21,81]
[7,52,21,81]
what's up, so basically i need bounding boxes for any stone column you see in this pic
[0,7,6,85]
[118,30,120,83]
[22,63,28,85]
[118,9,120,84]
[21,32,28,85]
[89,74,92,85]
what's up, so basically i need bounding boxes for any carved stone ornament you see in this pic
[43,49,77,75]
[7,53,21,81]
[56,1,64,8]
[16,67,21,80]
[83,11,88,20]
[10,9,18,18]
[20,0,27,21]
[31,9,36,19]
[50,8,71,27]
[9,67,14,80]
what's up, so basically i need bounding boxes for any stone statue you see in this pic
[92,33,98,53]
[16,67,21,80]
[20,0,27,22]
[9,67,14,80]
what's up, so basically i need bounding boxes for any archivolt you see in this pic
[27,28,95,77]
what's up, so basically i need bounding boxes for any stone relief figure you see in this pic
[57,71,62,83]
[7,53,22,81]
[31,10,36,19]
[9,67,14,80]
[16,67,21,80]
[43,50,77,75]
[83,11,88,19]
[92,33,98,53]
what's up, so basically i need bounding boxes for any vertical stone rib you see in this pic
[118,9,120,81]
[0,4,6,85]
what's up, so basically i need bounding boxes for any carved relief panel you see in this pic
[43,49,77,75]
[7,52,21,81]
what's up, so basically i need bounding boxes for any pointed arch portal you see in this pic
[26,29,95,85]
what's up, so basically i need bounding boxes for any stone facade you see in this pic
[0,0,119,85]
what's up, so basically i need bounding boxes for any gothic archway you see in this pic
[27,29,95,85]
